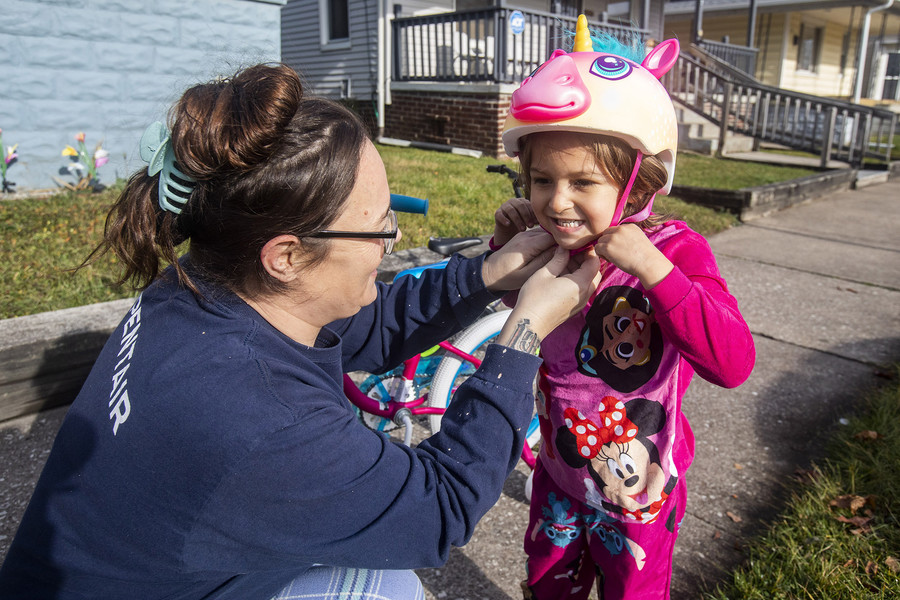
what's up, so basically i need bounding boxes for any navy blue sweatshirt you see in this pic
[0,253,541,599]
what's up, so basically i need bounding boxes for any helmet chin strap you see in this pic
[610,152,654,226]
[567,152,657,255]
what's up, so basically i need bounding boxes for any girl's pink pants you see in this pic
[523,459,686,600]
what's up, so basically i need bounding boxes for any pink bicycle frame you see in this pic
[342,340,482,419]
[343,341,536,469]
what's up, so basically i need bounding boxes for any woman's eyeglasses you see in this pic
[307,209,399,255]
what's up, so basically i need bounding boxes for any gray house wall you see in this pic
[1,0,284,192]
[282,0,378,101]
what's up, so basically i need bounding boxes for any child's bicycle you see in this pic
[345,179,540,472]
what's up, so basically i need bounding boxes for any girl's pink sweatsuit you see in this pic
[523,220,755,600]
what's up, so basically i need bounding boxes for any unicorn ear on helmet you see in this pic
[642,39,679,79]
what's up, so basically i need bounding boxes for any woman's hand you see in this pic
[482,229,557,292]
[496,247,603,353]
[493,197,537,247]
[594,224,674,290]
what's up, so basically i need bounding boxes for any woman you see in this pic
[0,64,602,599]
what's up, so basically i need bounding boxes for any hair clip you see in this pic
[139,121,196,215]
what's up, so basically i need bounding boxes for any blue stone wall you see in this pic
[0,0,284,192]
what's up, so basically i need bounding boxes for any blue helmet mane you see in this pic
[563,25,646,63]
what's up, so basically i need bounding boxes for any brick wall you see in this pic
[384,89,512,159]
[0,0,284,192]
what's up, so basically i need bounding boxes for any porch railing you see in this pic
[663,52,897,167]
[392,7,647,85]
[696,39,758,78]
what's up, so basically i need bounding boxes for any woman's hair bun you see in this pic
[171,63,304,179]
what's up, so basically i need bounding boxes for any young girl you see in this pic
[492,16,756,600]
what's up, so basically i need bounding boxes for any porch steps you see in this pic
[675,106,756,155]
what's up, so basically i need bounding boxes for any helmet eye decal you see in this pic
[589,55,633,81]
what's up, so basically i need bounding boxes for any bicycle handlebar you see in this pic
[390,193,429,215]
[486,165,524,199]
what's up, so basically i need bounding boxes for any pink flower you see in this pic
[94,147,109,168]
[75,132,85,143]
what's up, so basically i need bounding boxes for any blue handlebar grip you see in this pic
[390,194,429,215]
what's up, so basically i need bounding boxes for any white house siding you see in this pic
[779,12,859,98]
[754,12,788,87]
[0,0,283,192]
[665,10,861,99]
[665,12,787,83]
[281,0,378,101]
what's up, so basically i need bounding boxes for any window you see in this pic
[796,23,822,72]
[884,53,900,101]
[320,0,349,46]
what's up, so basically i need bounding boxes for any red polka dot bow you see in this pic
[564,397,638,459]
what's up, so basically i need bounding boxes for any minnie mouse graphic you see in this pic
[555,396,676,523]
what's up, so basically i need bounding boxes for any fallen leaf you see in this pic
[865,561,878,575]
[885,556,900,573]
[731,494,739,499]
[726,511,742,523]
[854,430,882,441]
[836,514,873,530]
[712,530,721,540]
[843,559,856,568]
[733,463,743,470]
[830,494,867,514]
[836,513,874,535]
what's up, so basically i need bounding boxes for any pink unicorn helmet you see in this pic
[502,15,680,225]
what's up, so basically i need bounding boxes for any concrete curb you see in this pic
[0,299,134,422]
[672,168,858,220]
[671,161,900,221]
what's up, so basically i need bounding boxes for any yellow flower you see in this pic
[62,145,78,157]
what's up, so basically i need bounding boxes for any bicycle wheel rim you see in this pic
[428,310,511,434]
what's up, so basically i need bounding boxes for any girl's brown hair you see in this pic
[517,132,670,228]
[84,63,369,298]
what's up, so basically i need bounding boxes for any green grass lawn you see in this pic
[1,145,815,320]
[704,366,900,599]
[675,152,818,189]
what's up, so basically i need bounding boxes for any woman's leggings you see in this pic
[272,566,424,600]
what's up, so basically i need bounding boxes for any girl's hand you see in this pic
[493,197,537,247]
[594,224,674,289]
[482,229,556,292]
[496,247,603,352]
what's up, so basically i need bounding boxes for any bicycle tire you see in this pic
[427,310,511,434]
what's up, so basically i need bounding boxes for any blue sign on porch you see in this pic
[509,10,525,35]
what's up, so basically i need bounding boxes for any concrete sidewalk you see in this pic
[1,179,899,598]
